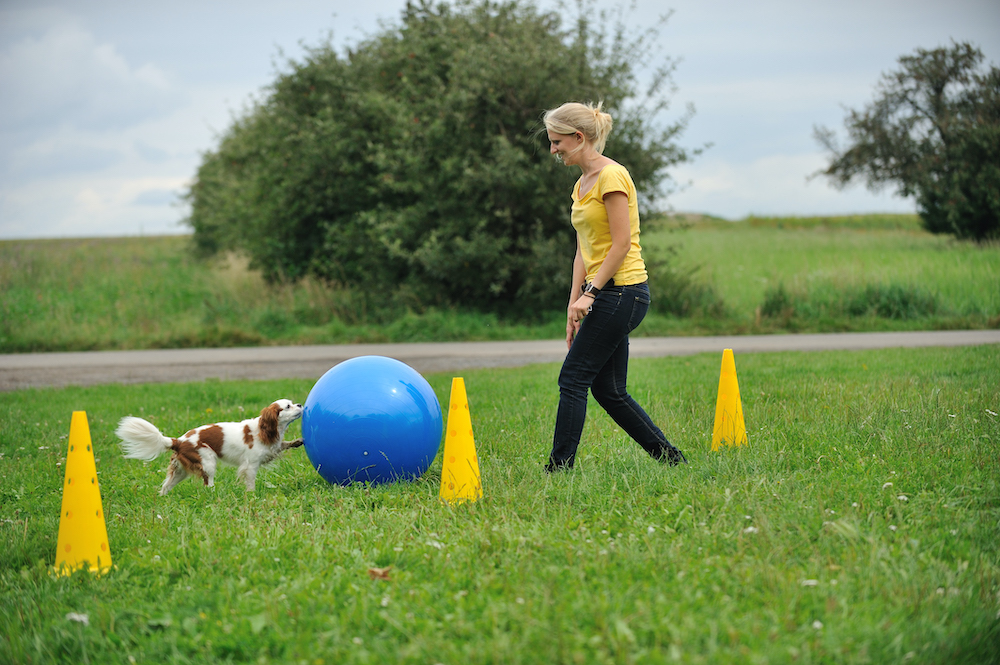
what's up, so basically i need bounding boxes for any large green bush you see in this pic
[185,0,694,317]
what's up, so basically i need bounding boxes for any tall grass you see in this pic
[642,214,1000,335]
[2,215,998,353]
[1,345,998,663]
[0,237,563,352]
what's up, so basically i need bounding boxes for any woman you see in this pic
[543,101,687,471]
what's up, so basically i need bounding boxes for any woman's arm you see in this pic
[587,191,631,290]
[566,240,587,348]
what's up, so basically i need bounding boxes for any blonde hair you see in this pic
[543,101,614,155]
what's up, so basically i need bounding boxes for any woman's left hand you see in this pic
[569,295,593,323]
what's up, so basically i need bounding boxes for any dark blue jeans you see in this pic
[548,282,677,470]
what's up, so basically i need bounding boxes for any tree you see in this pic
[814,41,1000,242]
[185,0,696,317]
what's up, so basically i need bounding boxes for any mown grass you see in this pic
[1,215,998,353]
[1,345,998,663]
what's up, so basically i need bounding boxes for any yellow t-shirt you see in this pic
[571,163,648,286]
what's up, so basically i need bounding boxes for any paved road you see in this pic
[2,329,998,391]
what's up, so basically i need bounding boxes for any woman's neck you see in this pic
[577,152,606,178]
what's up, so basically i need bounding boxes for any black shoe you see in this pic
[658,445,688,466]
[545,459,573,473]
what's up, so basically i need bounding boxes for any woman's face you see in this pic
[547,129,584,166]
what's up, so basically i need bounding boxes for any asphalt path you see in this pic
[1,329,997,392]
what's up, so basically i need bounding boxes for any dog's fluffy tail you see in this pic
[116,417,173,460]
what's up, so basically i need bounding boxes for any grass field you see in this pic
[2,215,997,353]
[641,215,1000,336]
[2,344,998,663]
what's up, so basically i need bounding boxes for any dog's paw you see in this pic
[282,438,304,450]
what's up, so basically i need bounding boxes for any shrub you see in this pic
[646,253,725,318]
[759,282,940,322]
[759,283,795,319]
[847,284,938,319]
[184,0,696,317]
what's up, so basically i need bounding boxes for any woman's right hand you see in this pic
[566,296,591,348]
[566,314,580,349]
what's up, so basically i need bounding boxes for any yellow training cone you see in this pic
[439,378,482,504]
[54,412,113,575]
[711,349,748,451]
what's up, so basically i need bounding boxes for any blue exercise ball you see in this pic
[302,356,443,486]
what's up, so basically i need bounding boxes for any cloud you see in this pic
[3,140,123,181]
[134,140,170,164]
[0,174,191,239]
[133,188,180,206]
[669,153,915,218]
[0,23,184,140]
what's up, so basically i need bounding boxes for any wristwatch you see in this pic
[582,283,601,298]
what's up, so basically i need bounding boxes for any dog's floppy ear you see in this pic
[258,403,281,444]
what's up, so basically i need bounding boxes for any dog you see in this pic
[116,399,304,494]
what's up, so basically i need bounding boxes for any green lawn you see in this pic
[2,344,998,663]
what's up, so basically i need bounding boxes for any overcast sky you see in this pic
[1,0,998,239]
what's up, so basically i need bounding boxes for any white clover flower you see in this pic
[743,526,758,534]
[852,502,860,508]
[647,526,656,535]
[889,525,898,531]
[882,482,893,489]
[801,579,819,587]
[812,620,823,630]
[66,612,89,626]
[897,495,908,502]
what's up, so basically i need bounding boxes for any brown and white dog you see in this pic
[116,399,303,494]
